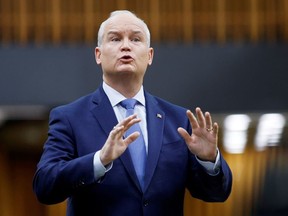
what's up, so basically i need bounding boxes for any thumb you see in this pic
[125,132,140,146]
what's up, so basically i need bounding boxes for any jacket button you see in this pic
[143,200,149,207]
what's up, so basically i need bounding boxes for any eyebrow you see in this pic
[107,30,144,36]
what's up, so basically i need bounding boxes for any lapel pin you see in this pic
[157,113,162,119]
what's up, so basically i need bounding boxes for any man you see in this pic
[33,10,232,216]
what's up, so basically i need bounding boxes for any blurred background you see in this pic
[0,0,287,215]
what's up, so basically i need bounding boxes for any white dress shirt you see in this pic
[93,82,221,180]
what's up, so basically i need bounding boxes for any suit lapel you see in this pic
[143,92,165,192]
[90,87,118,137]
[90,86,141,190]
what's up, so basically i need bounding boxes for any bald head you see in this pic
[97,10,151,47]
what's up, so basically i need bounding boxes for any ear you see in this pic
[95,47,101,65]
[148,47,154,65]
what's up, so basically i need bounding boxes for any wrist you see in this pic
[197,150,218,163]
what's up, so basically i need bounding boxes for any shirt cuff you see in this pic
[93,150,113,180]
[196,149,221,176]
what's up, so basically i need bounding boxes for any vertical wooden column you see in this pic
[67,0,84,44]
[250,0,260,42]
[183,0,193,43]
[51,0,61,45]
[0,1,12,44]
[116,0,127,9]
[34,0,48,45]
[84,0,94,44]
[216,0,226,43]
[46,201,67,216]
[149,0,160,43]
[265,0,276,42]
[284,0,288,40]
[18,0,28,45]
[0,147,13,216]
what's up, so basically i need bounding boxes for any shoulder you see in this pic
[144,91,189,126]
[145,91,191,132]
[145,91,188,114]
[49,86,104,119]
[52,92,94,113]
[51,85,105,112]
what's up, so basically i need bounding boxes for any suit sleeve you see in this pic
[33,108,96,204]
[183,115,233,202]
[186,152,232,202]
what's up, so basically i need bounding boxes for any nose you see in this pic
[120,38,131,51]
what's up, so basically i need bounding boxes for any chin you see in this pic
[116,68,136,74]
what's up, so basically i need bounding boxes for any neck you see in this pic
[103,76,143,98]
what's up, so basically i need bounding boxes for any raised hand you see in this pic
[100,114,141,166]
[177,107,218,162]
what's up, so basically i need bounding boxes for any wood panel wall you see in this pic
[0,0,288,45]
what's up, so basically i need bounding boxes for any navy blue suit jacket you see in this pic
[33,86,232,216]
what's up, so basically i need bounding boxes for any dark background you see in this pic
[1,44,287,113]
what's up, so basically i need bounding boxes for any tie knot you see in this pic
[120,98,138,110]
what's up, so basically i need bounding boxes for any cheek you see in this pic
[102,45,117,57]
[100,51,116,64]
[139,53,151,65]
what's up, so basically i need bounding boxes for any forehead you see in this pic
[104,14,146,36]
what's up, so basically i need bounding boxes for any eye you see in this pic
[111,37,120,42]
[131,37,140,42]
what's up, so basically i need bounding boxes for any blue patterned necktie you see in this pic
[120,98,146,189]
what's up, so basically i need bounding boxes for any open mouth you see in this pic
[120,55,133,62]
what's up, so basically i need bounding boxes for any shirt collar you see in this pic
[102,82,145,107]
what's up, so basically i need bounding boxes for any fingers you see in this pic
[187,107,217,134]
[120,115,142,145]
[186,110,199,130]
[177,127,191,143]
[195,107,205,128]
[212,122,219,136]
[109,125,125,139]
[115,113,140,128]
[205,111,212,130]
[112,114,141,133]
[110,114,142,145]
[124,131,140,145]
